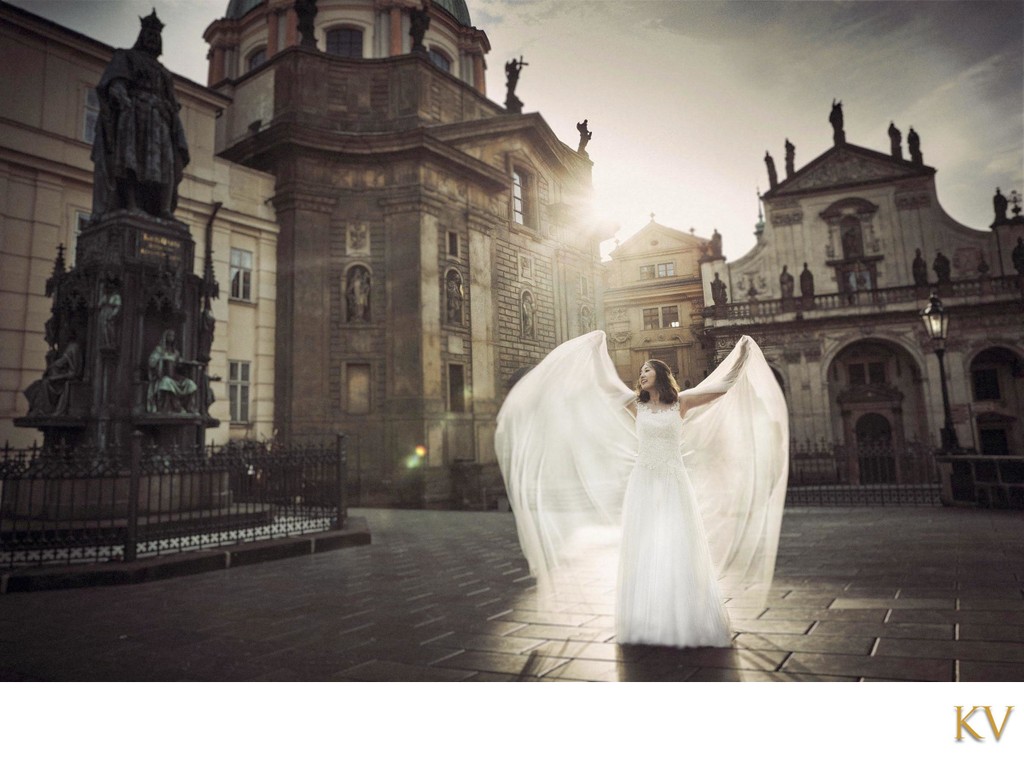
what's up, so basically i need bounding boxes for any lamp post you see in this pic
[920,292,960,452]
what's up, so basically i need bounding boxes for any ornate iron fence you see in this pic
[787,439,941,506]
[0,434,348,569]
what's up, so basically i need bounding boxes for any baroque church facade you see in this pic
[202,0,604,506]
[698,111,1024,477]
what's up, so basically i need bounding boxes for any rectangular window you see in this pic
[228,361,251,423]
[657,262,676,278]
[346,364,371,414]
[643,308,659,330]
[448,364,465,412]
[868,362,886,384]
[230,248,253,302]
[447,231,459,258]
[72,211,90,262]
[973,368,1001,401]
[326,28,364,58]
[577,273,589,296]
[512,170,526,226]
[639,265,656,280]
[849,364,866,386]
[661,306,679,328]
[83,88,99,144]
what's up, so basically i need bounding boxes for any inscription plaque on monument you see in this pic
[138,231,185,265]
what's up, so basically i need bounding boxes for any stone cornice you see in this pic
[222,122,509,192]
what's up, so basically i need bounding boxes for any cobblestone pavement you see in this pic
[1,505,1023,682]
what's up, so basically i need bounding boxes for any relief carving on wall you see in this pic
[771,209,803,226]
[347,222,370,257]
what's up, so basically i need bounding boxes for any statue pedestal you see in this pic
[17,210,218,453]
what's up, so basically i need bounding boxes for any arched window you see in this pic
[326,27,363,58]
[346,265,371,322]
[429,47,452,72]
[445,269,464,325]
[247,47,267,71]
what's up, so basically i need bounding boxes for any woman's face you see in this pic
[639,362,657,392]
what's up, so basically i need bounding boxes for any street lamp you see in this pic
[920,292,960,452]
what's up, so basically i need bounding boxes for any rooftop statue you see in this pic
[764,151,778,189]
[576,119,592,154]
[888,122,903,160]
[410,0,431,53]
[829,99,845,145]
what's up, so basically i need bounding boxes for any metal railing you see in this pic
[0,434,348,569]
[936,454,1024,509]
[786,439,941,506]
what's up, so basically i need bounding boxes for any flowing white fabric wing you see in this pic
[494,331,636,591]
[495,330,788,603]
[679,336,789,603]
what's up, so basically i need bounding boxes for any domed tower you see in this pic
[204,0,489,94]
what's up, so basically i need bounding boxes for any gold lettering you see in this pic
[982,706,1013,741]
[956,706,983,741]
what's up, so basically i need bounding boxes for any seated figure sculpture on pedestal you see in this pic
[24,330,83,417]
[147,329,198,414]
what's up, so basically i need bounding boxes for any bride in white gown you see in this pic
[495,330,788,649]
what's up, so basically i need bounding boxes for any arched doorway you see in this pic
[828,338,929,485]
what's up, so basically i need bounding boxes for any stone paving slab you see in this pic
[1,505,1023,681]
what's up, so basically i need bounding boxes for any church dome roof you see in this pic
[433,0,472,26]
[225,0,264,20]
[224,0,471,25]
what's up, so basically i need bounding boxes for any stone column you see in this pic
[271,189,335,441]
[390,7,403,55]
[267,12,280,56]
[468,211,499,464]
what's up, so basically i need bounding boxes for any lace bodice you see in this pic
[635,401,684,471]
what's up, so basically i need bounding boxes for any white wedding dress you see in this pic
[616,400,731,647]
[495,331,788,649]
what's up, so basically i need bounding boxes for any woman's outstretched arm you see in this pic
[677,389,725,418]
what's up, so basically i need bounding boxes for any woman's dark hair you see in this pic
[635,359,680,405]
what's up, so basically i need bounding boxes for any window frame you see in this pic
[83,87,99,144]
[229,247,254,303]
[642,308,659,330]
[661,305,680,328]
[448,363,466,413]
[511,166,537,229]
[228,360,251,424]
[429,47,453,72]
[246,47,267,71]
[325,26,364,59]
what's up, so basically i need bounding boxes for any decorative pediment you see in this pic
[611,221,707,259]
[770,146,931,197]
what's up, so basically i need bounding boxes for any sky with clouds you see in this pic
[11,0,1023,260]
